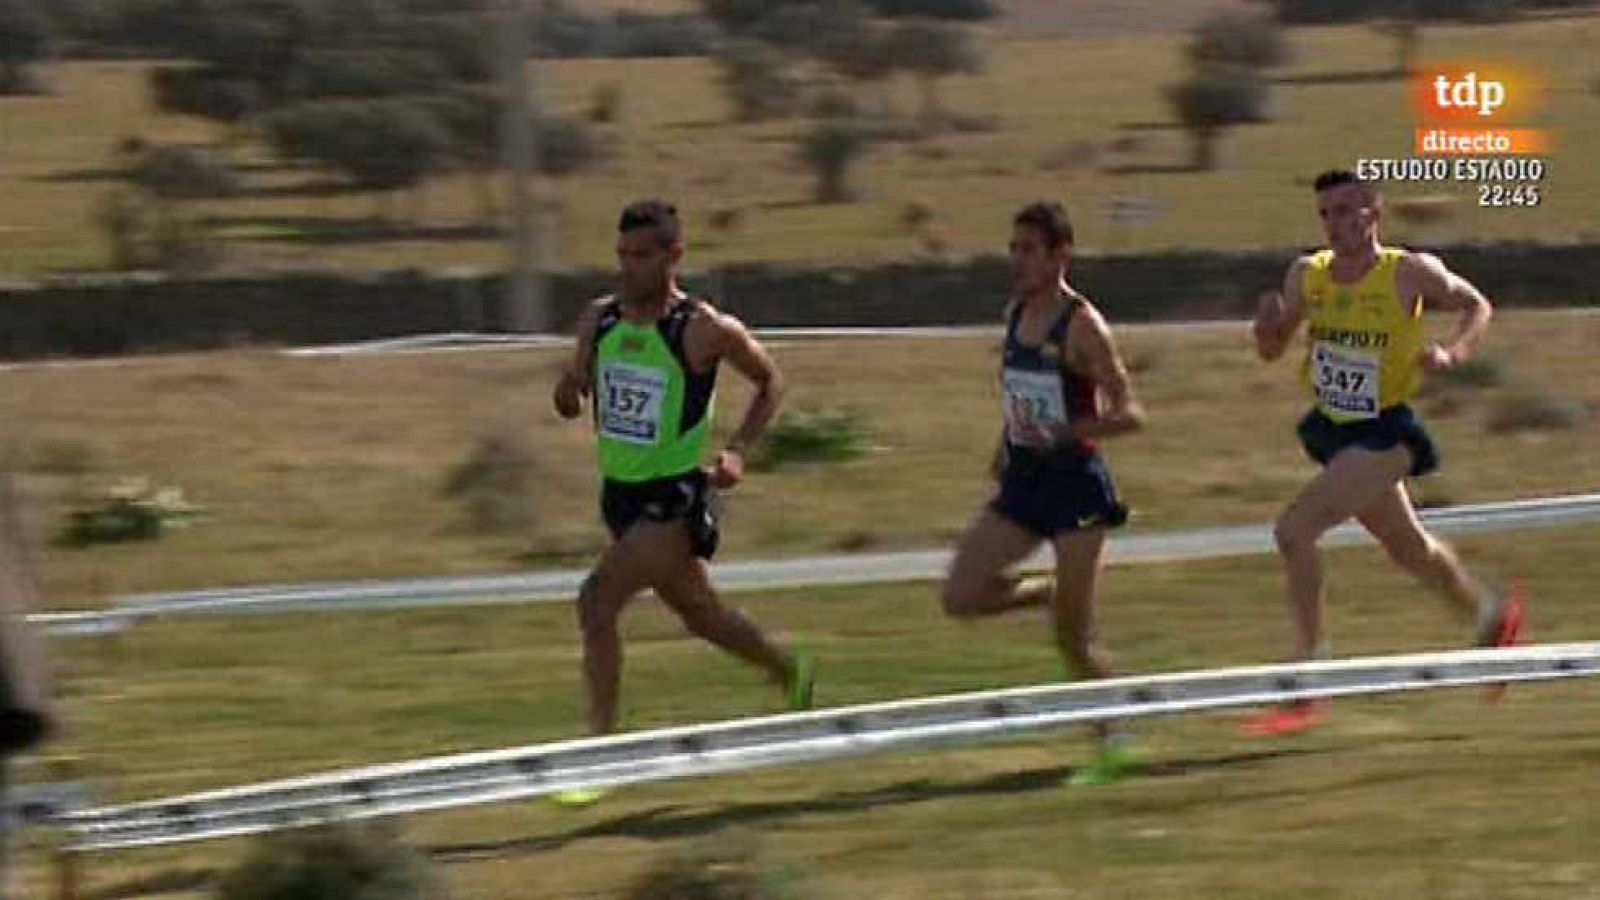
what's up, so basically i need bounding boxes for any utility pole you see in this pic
[499,0,548,333]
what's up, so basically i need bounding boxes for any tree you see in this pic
[183,0,316,96]
[1376,18,1421,75]
[386,12,498,82]
[29,0,110,52]
[283,49,448,101]
[0,0,55,95]
[701,0,773,35]
[750,2,902,112]
[1187,11,1289,70]
[1366,0,1426,76]
[422,88,504,220]
[868,0,997,18]
[1167,66,1269,170]
[810,2,897,85]
[420,86,602,222]
[261,99,453,204]
[798,120,873,202]
[884,20,983,126]
[151,66,262,124]
[133,144,241,199]
[715,38,806,122]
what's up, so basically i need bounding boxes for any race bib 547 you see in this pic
[1312,342,1381,419]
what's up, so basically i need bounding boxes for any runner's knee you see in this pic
[938,575,986,620]
[576,571,621,634]
[1274,513,1318,556]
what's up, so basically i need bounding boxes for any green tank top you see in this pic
[591,298,717,482]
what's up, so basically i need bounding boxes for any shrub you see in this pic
[96,188,225,273]
[58,477,202,547]
[1487,387,1589,434]
[212,822,437,900]
[1430,354,1510,391]
[442,431,538,533]
[621,831,820,900]
[753,407,873,471]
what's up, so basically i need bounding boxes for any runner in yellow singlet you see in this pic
[1245,170,1524,736]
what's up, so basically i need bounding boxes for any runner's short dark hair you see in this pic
[618,199,682,248]
[1313,169,1361,192]
[1013,201,1074,248]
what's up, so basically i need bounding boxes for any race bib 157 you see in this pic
[598,362,669,444]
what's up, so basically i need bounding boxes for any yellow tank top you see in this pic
[1299,246,1423,422]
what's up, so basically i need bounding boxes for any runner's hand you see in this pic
[708,448,745,489]
[1252,289,1286,343]
[1010,417,1055,449]
[1418,342,1455,374]
[553,372,588,419]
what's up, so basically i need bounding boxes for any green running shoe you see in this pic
[786,651,817,712]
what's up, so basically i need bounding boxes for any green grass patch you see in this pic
[14,523,1600,898]
[3,311,1596,607]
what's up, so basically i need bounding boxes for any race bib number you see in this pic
[1312,342,1381,419]
[1001,367,1068,444]
[598,362,668,444]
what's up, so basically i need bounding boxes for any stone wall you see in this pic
[1,242,1594,360]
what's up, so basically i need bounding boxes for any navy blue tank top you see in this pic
[999,296,1098,460]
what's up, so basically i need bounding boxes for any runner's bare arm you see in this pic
[1069,307,1146,440]
[1254,257,1309,362]
[1402,252,1493,372]
[715,312,786,455]
[553,300,606,419]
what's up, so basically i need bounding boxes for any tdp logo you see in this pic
[1412,63,1540,124]
[1432,72,1504,117]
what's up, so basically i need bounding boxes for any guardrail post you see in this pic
[45,755,83,900]
[52,846,80,900]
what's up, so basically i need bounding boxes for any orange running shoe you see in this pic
[1480,584,1528,703]
[1241,700,1326,737]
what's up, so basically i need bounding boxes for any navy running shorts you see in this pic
[990,449,1129,538]
[1296,403,1439,478]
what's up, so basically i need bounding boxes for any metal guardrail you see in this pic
[57,641,1600,853]
[29,492,1599,636]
